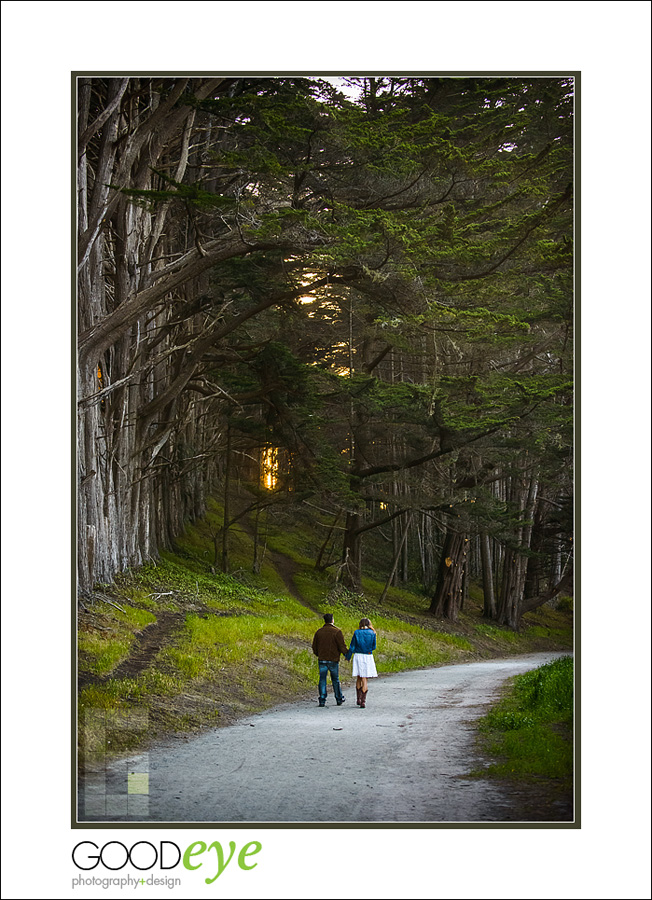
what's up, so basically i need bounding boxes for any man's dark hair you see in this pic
[323,613,334,624]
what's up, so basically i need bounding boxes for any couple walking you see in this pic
[311,613,377,708]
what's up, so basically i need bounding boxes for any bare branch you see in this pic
[78,78,129,157]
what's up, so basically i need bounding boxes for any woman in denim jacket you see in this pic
[346,618,377,708]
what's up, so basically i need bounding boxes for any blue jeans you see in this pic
[318,660,343,703]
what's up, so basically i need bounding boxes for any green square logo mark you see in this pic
[127,772,149,795]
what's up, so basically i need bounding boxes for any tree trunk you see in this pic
[480,532,497,618]
[315,512,341,572]
[77,78,227,592]
[221,426,232,573]
[252,505,261,574]
[340,511,363,592]
[519,566,573,621]
[429,530,468,621]
[496,473,539,628]
[523,501,545,602]
[380,513,412,603]
[496,548,521,628]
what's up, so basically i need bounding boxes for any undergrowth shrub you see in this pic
[477,655,574,780]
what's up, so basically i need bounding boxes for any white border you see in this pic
[2,2,651,899]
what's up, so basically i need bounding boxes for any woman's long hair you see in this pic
[359,617,376,632]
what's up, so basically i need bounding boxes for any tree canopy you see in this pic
[77,75,573,627]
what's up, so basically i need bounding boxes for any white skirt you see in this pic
[352,653,377,678]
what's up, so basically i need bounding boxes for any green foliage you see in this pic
[78,634,132,676]
[117,168,237,212]
[509,655,573,719]
[166,78,570,554]
[526,625,573,643]
[78,603,156,675]
[115,605,156,630]
[80,677,145,710]
[78,482,573,767]
[474,622,520,644]
[79,76,575,764]
[477,656,573,779]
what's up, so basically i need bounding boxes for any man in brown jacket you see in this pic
[312,613,348,707]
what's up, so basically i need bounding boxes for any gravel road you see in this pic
[79,652,573,823]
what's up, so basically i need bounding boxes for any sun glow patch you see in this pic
[261,447,279,490]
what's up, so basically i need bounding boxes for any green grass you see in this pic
[78,488,573,767]
[476,655,574,780]
[78,602,156,675]
[474,622,520,644]
[78,634,133,676]
[556,594,573,612]
[525,625,573,643]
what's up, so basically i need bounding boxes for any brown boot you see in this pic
[360,690,367,708]
[356,686,362,706]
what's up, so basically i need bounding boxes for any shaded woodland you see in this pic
[77,76,573,628]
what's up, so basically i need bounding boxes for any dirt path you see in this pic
[78,606,241,689]
[235,517,320,613]
[78,652,572,824]
[78,611,184,690]
[112,612,184,680]
[267,548,320,613]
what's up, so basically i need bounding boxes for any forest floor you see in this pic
[77,493,574,821]
[78,570,572,747]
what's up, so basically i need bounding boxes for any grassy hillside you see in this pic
[78,493,573,770]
